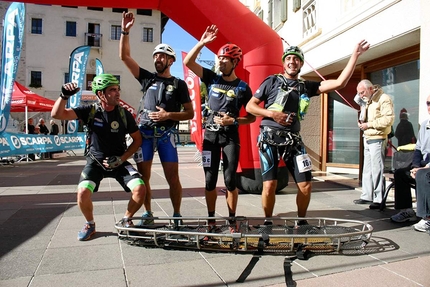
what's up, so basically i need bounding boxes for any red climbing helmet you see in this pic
[217,43,242,62]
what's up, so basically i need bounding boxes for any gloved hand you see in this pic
[104,156,123,169]
[60,83,80,100]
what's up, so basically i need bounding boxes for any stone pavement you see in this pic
[0,147,429,287]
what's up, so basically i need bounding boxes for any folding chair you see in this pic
[381,146,415,211]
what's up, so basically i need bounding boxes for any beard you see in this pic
[154,62,166,73]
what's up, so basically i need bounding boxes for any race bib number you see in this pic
[202,150,211,167]
[296,154,312,173]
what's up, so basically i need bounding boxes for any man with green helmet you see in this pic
[120,11,193,225]
[246,41,370,226]
[51,74,146,241]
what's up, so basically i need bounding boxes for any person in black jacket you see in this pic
[395,108,416,146]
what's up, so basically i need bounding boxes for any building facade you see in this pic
[241,0,427,172]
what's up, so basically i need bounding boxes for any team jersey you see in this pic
[254,75,320,132]
[202,68,253,121]
[73,104,138,160]
[136,68,191,128]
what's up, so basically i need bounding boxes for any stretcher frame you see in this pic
[115,216,373,286]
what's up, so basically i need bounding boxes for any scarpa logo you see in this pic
[69,51,86,108]
[67,120,77,134]
[54,135,61,146]
[11,135,21,149]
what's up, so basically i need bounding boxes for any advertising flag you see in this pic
[0,2,25,134]
[95,58,104,75]
[66,45,91,134]
[181,51,202,151]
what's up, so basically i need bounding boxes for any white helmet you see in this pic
[153,44,176,62]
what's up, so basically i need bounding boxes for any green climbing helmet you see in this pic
[282,46,304,62]
[92,73,119,94]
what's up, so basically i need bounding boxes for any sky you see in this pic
[162,20,215,79]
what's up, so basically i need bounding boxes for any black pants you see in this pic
[393,166,416,209]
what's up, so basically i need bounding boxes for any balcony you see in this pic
[84,32,102,48]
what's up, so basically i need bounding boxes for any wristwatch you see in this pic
[233,119,239,126]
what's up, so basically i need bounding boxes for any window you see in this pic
[143,27,153,42]
[66,21,76,37]
[110,25,121,40]
[30,71,42,88]
[303,0,317,37]
[86,23,102,47]
[31,18,42,34]
[112,8,127,13]
[293,0,301,12]
[137,9,152,16]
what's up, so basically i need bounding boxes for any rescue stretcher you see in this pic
[115,216,373,286]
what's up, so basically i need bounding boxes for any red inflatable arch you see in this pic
[17,0,287,193]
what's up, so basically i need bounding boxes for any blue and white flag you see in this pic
[66,45,91,134]
[95,58,104,75]
[0,2,25,134]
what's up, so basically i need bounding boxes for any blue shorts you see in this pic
[138,126,178,163]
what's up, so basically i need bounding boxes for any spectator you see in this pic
[354,80,394,209]
[395,108,416,146]
[38,118,49,135]
[391,95,430,223]
[50,119,59,135]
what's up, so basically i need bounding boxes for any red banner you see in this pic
[182,51,202,152]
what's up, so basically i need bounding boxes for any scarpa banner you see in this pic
[66,45,91,134]
[0,132,86,157]
[182,51,202,152]
[95,58,104,76]
[0,2,25,134]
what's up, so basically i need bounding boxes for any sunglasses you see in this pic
[427,101,430,106]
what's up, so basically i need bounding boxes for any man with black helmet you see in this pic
[120,12,193,225]
[184,24,255,232]
[246,41,370,225]
[51,74,146,241]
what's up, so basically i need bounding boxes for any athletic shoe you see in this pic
[117,218,134,228]
[390,209,417,223]
[353,199,372,204]
[413,219,430,232]
[139,211,154,226]
[297,219,309,226]
[173,213,183,227]
[77,223,96,241]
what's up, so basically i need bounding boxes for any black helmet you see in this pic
[282,46,304,62]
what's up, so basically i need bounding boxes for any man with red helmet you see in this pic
[184,24,255,232]
[246,41,370,226]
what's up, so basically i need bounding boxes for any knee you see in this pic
[77,188,91,201]
[224,173,236,191]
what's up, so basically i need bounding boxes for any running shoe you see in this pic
[139,211,154,226]
[390,209,417,223]
[77,223,96,241]
[117,218,134,228]
[413,219,430,232]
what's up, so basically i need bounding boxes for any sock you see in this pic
[208,211,215,224]
[229,213,236,224]
[87,220,95,225]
